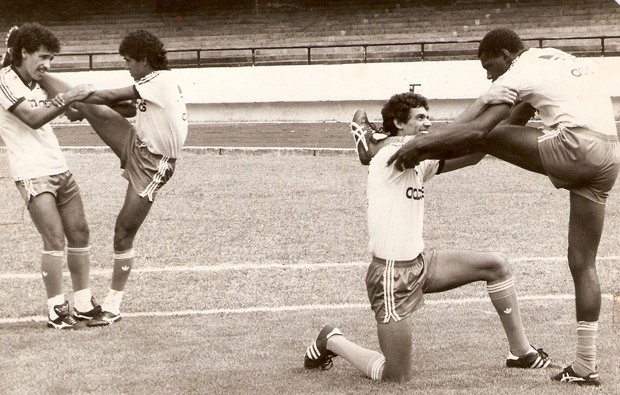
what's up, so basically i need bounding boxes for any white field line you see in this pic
[2,294,616,325]
[1,256,618,325]
[1,255,619,280]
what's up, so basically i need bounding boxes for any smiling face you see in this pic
[395,106,432,137]
[18,46,55,82]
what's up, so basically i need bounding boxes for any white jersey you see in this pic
[0,66,68,180]
[494,47,616,136]
[367,142,441,261]
[134,70,188,158]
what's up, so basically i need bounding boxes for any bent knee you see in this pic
[486,252,512,279]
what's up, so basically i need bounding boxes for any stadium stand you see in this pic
[1,0,618,70]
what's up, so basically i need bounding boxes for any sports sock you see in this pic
[572,321,598,376]
[110,248,135,292]
[102,290,124,315]
[73,288,94,312]
[366,354,386,381]
[47,294,65,319]
[41,251,64,299]
[487,277,531,356]
[67,246,91,292]
[327,335,385,381]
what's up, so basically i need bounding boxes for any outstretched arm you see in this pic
[42,74,138,119]
[51,85,137,107]
[452,85,517,124]
[11,84,92,129]
[387,104,511,171]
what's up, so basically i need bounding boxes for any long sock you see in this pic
[67,246,91,290]
[41,251,64,299]
[327,336,386,381]
[572,321,598,376]
[487,277,531,356]
[67,247,94,312]
[101,249,134,315]
[110,248,134,292]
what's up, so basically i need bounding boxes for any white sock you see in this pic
[102,290,124,315]
[73,288,93,312]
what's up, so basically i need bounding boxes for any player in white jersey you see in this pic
[304,92,553,382]
[387,29,619,386]
[0,23,100,329]
[45,30,188,327]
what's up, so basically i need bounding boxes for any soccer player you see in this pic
[304,92,552,382]
[385,29,619,387]
[0,23,100,329]
[45,30,188,327]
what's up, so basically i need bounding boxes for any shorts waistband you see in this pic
[372,254,422,267]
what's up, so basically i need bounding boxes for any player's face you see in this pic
[124,56,148,81]
[479,51,511,82]
[398,107,431,136]
[20,46,55,82]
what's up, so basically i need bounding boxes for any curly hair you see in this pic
[119,30,169,70]
[10,23,60,67]
[477,28,524,58]
[381,92,429,136]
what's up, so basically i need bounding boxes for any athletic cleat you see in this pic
[350,109,387,165]
[304,324,343,370]
[506,347,552,369]
[87,311,122,327]
[552,365,601,387]
[47,301,81,329]
[73,297,102,321]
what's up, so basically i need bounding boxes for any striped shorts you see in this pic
[366,250,437,324]
[122,127,176,202]
[538,127,620,204]
[15,170,80,206]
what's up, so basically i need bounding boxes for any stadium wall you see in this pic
[57,57,620,123]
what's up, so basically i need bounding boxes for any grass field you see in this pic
[1,123,619,394]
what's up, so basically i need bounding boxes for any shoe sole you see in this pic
[73,314,97,321]
[87,316,122,327]
[47,321,87,330]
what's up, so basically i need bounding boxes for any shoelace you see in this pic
[535,348,549,359]
[320,353,335,370]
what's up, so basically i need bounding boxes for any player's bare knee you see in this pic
[42,235,66,252]
[487,251,512,280]
[67,225,90,247]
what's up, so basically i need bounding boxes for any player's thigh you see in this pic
[481,125,546,174]
[75,102,133,158]
[424,249,509,293]
[27,193,66,250]
[377,317,413,382]
[39,73,72,95]
[115,186,153,237]
[58,192,89,248]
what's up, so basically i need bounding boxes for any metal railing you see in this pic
[52,35,620,72]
